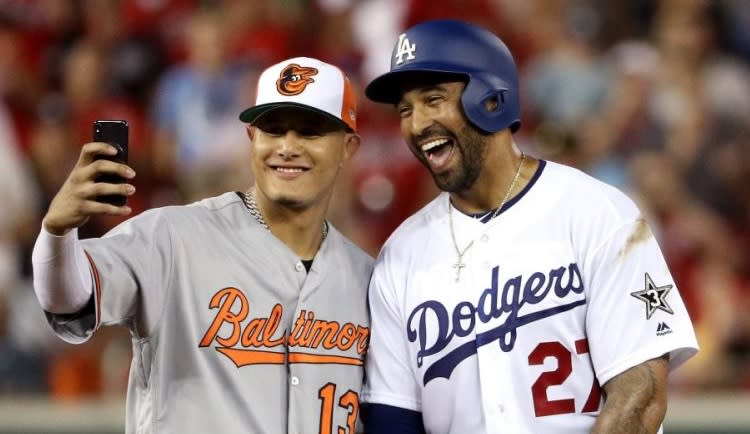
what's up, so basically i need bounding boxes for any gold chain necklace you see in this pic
[241,188,328,239]
[448,153,525,282]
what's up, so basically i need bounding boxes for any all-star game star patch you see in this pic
[630,273,674,320]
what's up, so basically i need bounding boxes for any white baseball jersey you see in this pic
[45,192,373,434]
[362,160,699,433]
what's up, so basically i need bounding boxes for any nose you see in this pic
[276,131,302,159]
[409,104,434,137]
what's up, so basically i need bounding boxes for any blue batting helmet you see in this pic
[365,19,521,134]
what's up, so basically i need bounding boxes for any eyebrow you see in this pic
[416,84,449,94]
[398,84,450,106]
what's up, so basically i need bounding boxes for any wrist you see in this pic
[42,217,72,236]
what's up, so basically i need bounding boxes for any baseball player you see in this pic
[361,20,699,434]
[31,57,372,434]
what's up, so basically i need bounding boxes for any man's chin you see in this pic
[431,167,477,193]
[271,194,306,208]
[432,172,460,193]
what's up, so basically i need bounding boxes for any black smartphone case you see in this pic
[93,120,129,206]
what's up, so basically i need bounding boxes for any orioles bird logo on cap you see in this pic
[276,64,318,96]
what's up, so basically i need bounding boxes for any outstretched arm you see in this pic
[33,141,135,313]
[591,354,670,434]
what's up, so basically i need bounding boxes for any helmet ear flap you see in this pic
[461,72,520,134]
[482,91,503,113]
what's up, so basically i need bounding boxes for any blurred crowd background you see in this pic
[0,0,748,402]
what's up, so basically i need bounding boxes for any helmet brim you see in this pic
[365,66,470,104]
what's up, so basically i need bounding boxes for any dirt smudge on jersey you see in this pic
[618,218,652,259]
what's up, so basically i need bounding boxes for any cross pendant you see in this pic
[453,256,466,282]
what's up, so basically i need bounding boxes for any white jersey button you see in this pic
[480,234,489,242]
[291,376,300,386]
[498,404,505,413]
[295,262,305,272]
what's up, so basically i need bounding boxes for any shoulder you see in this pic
[540,160,641,224]
[157,191,244,221]
[191,191,245,211]
[327,225,375,272]
[377,194,446,262]
[105,192,244,236]
[387,194,444,242]
[534,160,649,258]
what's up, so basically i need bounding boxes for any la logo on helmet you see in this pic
[395,34,416,65]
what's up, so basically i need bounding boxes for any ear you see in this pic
[246,125,256,140]
[341,133,361,164]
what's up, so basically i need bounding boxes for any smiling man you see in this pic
[31,57,373,434]
[361,20,699,434]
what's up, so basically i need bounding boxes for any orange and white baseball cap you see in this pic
[239,57,357,132]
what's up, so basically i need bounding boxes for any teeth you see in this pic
[276,167,304,173]
[421,138,449,152]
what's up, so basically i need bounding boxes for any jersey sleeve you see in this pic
[362,247,422,412]
[46,210,174,343]
[363,404,426,434]
[583,217,699,386]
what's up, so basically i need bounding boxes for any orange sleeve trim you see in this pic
[83,250,102,330]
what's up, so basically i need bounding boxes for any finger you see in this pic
[78,198,133,216]
[83,159,136,181]
[84,181,136,200]
[45,193,130,233]
[79,142,120,165]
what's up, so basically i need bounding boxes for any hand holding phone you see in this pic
[93,120,130,206]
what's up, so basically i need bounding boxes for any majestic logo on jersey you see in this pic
[630,273,674,320]
[199,287,369,367]
[276,63,318,96]
[394,34,417,64]
[656,322,673,336]
[407,264,586,385]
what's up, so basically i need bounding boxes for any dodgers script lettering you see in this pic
[407,264,586,385]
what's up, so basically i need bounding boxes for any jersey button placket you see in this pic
[479,234,491,268]
[475,335,511,430]
[288,369,302,433]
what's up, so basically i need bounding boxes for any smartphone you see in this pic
[93,120,129,206]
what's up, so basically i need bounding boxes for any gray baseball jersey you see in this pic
[45,192,373,434]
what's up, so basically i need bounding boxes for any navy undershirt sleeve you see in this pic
[362,403,426,434]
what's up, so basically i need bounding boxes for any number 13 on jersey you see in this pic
[318,383,359,434]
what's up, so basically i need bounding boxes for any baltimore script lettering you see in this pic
[407,264,586,385]
[199,287,369,367]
